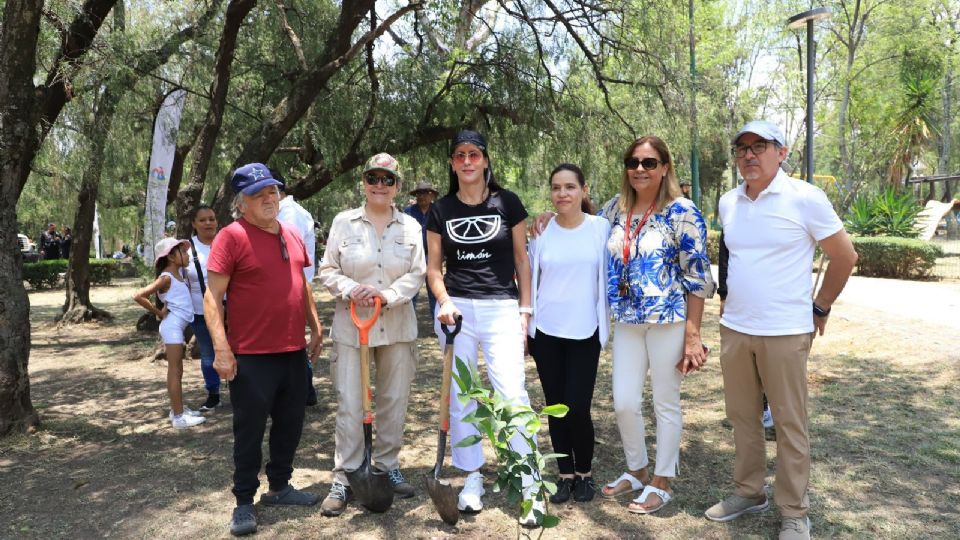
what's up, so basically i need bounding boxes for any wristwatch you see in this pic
[812,303,831,317]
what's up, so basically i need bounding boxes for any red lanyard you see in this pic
[622,203,655,266]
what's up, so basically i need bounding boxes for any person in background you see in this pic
[705,120,857,540]
[273,168,319,407]
[679,181,692,199]
[527,163,609,504]
[60,227,73,260]
[317,152,425,515]
[39,223,62,260]
[184,204,223,411]
[204,163,323,536]
[404,180,439,315]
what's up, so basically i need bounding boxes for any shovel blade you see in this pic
[347,461,394,513]
[425,475,460,525]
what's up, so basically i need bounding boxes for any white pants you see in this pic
[159,313,191,345]
[612,321,685,477]
[435,297,534,472]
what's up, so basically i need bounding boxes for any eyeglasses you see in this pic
[278,225,289,262]
[451,151,484,164]
[624,157,662,171]
[364,173,397,187]
[732,140,776,158]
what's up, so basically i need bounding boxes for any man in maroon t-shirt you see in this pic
[203,163,323,537]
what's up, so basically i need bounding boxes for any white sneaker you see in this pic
[170,413,205,429]
[519,487,546,527]
[762,406,774,429]
[169,407,204,420]
[458,472,485,512]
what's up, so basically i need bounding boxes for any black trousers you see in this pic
[530,329,601,475]
[229,349,308,505]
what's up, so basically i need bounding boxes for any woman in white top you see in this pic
[527,164,610,504]
[184,204,222,411]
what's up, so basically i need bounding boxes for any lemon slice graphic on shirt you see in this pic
[446,215,501,244]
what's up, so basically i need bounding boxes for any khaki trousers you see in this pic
[719,325,813,517]
[330,340,417,485]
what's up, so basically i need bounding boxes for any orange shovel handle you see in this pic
[350,297,382,346]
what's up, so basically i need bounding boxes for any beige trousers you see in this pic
[330,340,417,485]
[719,325,813,517]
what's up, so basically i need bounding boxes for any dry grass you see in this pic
[1,278,958,539]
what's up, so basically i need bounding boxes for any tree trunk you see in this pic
[838,46,855,191]
[0,0,118,435]
[941,64,953,200]
[0,0,45,436]
[175,0,257,234]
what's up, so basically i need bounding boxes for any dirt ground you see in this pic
[1,274,958,539]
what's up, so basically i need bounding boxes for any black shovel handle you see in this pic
[441,315,462,343]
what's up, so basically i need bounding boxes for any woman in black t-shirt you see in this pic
[425,129,541,525]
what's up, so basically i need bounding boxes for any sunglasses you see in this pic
[277,224,289,262]
[624,157,662,171]
[364,173,397,187]
[451,150,484,164]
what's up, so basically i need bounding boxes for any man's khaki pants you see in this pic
[330,340,416,485]
[719,325,813,518]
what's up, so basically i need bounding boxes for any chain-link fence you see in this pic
[931,236,960,280]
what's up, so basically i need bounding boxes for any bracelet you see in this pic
[518,306,533,315]
[812,303,831,317]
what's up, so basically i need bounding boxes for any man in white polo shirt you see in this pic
[705,120,858,540]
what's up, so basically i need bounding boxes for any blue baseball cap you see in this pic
[732,120,786,147]
[231,163,282,195]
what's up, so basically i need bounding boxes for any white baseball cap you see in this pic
[732,120,786,147]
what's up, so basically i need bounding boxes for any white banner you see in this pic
[143,89,187,264]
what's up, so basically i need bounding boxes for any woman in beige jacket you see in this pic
[317,153,426,516]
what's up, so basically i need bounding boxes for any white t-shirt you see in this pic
[185,235,211,315]
[279,196,316,282]
[534,217,601,339]
[719,170,843,336]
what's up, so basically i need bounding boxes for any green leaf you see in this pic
[520,499,533,516]
[454,434,483,448]
[540,453,568,461]
[541,403,569,417]
[542,515,561,528]
[542,479,557,494]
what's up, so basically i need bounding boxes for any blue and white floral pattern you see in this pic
[598,195,715,325]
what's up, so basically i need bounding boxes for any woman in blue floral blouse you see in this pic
[597,135,716,514]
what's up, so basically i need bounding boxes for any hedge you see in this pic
[706,229,720,264]
[704,231,942,281]
[22,259,121,290]
[851,236,943,280]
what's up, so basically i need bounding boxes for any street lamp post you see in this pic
[787,7,830,183]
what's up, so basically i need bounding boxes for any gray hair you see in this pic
[231,193,245,220]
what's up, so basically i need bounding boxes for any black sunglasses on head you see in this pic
[624,157,663,171]
[364,172,397,186]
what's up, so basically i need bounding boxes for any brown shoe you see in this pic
[320,482,352,517]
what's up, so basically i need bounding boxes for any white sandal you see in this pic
[627,485,672,514]
[601,472,644,498]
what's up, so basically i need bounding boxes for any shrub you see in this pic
[22,259,119,289]
[89,259,118,285]
[706,229,720,265]
[22,260,68,290]
[852,236,943,279]
[844,188,921,238]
